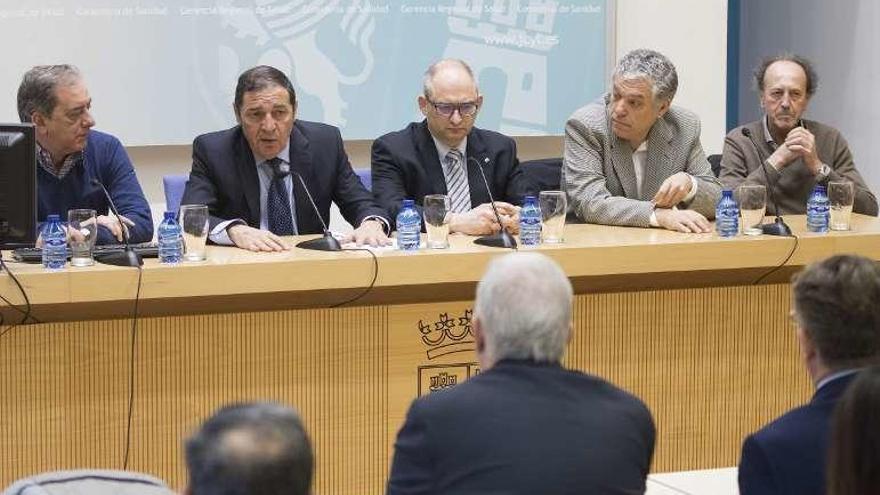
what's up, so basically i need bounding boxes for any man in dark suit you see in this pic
[739,255,880,495]
[371,59,530,234]
[386,252,656,495]
[182,65,389,251]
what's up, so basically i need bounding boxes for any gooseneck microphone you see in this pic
[90,178,143,266]
[289,170,341,251]
[740,128,792,237]
[468,156,517,249]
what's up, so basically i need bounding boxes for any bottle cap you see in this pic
[47,214,60,221]
[164,211,176,220]
[402,199,415,207]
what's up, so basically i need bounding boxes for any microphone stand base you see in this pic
[297,233,342,251]
[762,218,792,237]
[97,249,143,267]
[474,230,518,249]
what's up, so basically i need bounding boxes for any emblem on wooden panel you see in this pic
[416,309,479,396]
[417,363,481,397]
[418,310,476,359]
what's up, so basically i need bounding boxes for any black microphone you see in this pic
[288,170,341,251]
[740,128,792,237]
[89,178,142,266]
[468,156,516,249]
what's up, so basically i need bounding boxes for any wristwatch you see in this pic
[816,163,831,182]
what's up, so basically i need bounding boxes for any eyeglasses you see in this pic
[425,97,479,118]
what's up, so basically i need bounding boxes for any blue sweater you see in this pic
[38,130,153,244]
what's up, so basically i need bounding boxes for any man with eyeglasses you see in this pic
[563,49,721,233]
[17,65,153,244]
[371,59,529,235]
[720,54,877,216]
[181,65,390,251]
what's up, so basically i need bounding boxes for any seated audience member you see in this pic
[563,48,721,233]
[371,59,529,234]
[386,252,655,495]
[181,65,389,251]
[17,65,153,244]
[826,366,880,495]
[720,54,878,216]
[184,401,313,495]
[739,255,880,495]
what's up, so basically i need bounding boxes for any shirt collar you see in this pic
[816,368,861,391]
[431,135,467,162]
[36,142,84,179]
[762,115,775,146]
[253,138,292,168]
[634,141,648,153]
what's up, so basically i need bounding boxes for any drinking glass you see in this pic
[67,209,97,266]
[538,191,567,243]
[737,185,766,236]
[828,181,854,231]
[179,204,209,261]
[423,194,450,249]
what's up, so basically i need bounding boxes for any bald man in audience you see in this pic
[184,401,313,495]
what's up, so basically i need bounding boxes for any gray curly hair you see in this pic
[613,48,679,104]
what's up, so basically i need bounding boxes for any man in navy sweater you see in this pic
[17,65,152,244]
[739,255,880,495]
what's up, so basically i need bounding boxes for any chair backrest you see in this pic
[2,470,174,495]
[520,157,563,193]
[162,174,189,214]
[354,168,372,191]
[707,154,722,178]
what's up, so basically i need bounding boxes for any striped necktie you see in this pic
[443,149,471,213]
[266,157,297,235]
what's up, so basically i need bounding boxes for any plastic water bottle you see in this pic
[158,211,183,264]
[806,185,830,233]
[715,190,739,238]
[396,199,421,251]
[519,195,542,246]
[42,214,67,270]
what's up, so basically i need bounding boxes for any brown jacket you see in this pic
[720,119,878,216]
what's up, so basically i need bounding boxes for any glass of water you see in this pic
[737,185,767,236]
[423,194,450,249]
[179,204,210,261]
[538,191,567,243]
[67,208,97,266]
[828,181,854,231]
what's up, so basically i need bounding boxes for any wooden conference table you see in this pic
[2,215,879,493]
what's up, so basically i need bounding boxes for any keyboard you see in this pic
[12,243,160,263]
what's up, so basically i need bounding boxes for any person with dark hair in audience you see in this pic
[386,252,655,495]
[184,401,313,495]
[17,64,153,244]
[826,365,880,495]
[181,65,390,251]
[739,254,880,495]
[720,54,877,216]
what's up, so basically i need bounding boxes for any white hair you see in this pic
[613,48,679,103]
[474,252,573,364]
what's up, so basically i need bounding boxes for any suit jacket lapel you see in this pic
[465,130,491,205]
[234,130,261,225]
[415,120,449,196]
[643,117,673,200]
[288,126,322,234]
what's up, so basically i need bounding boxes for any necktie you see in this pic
[444,149,471,213]
[266,157,296,235]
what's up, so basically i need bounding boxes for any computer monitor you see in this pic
[0,123,36,248]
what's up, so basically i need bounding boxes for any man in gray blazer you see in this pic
[563,49,721,232]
